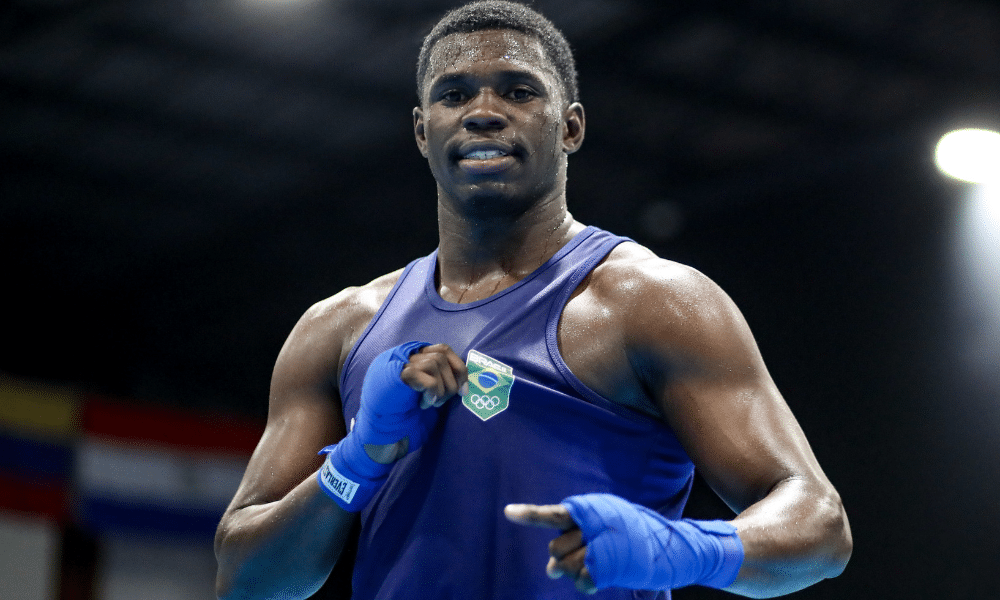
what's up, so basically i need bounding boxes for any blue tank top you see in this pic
[339,226,695,600]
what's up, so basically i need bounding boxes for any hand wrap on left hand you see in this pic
[561,493,744,591]
[350,340,438,450]
[318,341,436,512]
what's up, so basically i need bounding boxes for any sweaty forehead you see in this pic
[424,29,557,88]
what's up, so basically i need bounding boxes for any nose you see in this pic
[463,89,508,131]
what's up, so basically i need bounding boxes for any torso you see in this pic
[337,228,692,600]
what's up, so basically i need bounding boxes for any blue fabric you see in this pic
[562,493,744,591]
[317,341,434,511]
[339,227,697,600]
[353,341,435,449]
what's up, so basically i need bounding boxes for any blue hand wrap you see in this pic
[317,341,435,512]
[562,493,744,591]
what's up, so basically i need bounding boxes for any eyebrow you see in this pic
[429,69,550,93]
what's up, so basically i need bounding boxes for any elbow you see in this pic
[213,561,264,600]
[214,517,239,600]
[214,538,240,600]
[216,576,235,600]
[216,570,325,600]
[827,537,852,581]
[214,516,260,600]
[816,491,853,580]
[830,518,853,579]
[215,563,240,600]
[214,533,328,600]
[729,485,852,598]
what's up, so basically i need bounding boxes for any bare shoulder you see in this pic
[304,269,403,353]
[586,242,739,338]
[561,242,747,410]
[273,269,404,396]
[561,240,766,419]
[590,241,706,288]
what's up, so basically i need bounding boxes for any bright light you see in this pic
[935,128,1000,183]
[954,184,1000,330]
[982,184,1000,225]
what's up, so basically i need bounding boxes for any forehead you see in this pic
[424,29,558,87]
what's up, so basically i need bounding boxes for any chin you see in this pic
[458,186,535,218]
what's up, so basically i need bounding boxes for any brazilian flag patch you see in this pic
[463,349,514,421]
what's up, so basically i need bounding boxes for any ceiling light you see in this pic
[935,128,1000,184]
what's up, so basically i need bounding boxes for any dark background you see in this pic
[3,0,999,598]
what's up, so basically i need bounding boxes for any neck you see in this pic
[435,188,584,303]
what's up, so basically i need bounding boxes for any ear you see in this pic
[562,102,585,154]
[413,107,428,158]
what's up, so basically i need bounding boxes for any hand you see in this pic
[402,343,469,409]
[317,342,468,511]
[533,494,744,592]
[367,343,468,462]
[504,503,598,595]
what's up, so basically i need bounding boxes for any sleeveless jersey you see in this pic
[339,226,695,600]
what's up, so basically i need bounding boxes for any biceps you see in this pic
[664,376,824,513]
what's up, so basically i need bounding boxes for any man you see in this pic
[214,2,852,599]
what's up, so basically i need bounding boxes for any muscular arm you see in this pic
[627,251,852,597]
[214,279,392,600]
[215,272,468,600]
[646,268,850,596]
[512,245,851,597]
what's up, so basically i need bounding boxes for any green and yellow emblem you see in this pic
[463,350,514,421]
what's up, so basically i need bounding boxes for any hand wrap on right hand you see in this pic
[562,493,744,591]
[318,341,435,512]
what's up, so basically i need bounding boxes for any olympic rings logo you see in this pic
[469,394,501,410]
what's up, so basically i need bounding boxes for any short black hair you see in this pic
[416,1,579,104]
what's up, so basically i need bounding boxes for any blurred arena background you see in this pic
[2,0,998,598]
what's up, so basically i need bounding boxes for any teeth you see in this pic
[465,149,506,160]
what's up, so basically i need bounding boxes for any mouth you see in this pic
[456,144,517,176]
[463,149,508,160]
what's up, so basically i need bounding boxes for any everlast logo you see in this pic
[321,462,359,504]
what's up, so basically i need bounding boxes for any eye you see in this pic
[507,87,536,102]
[439,89,467,104]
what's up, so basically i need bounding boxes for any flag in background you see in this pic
[0,377,79,600]
[0,375,264,600]
[75,397,262,600]
[0,378,78,521]
[76,396,259,539]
